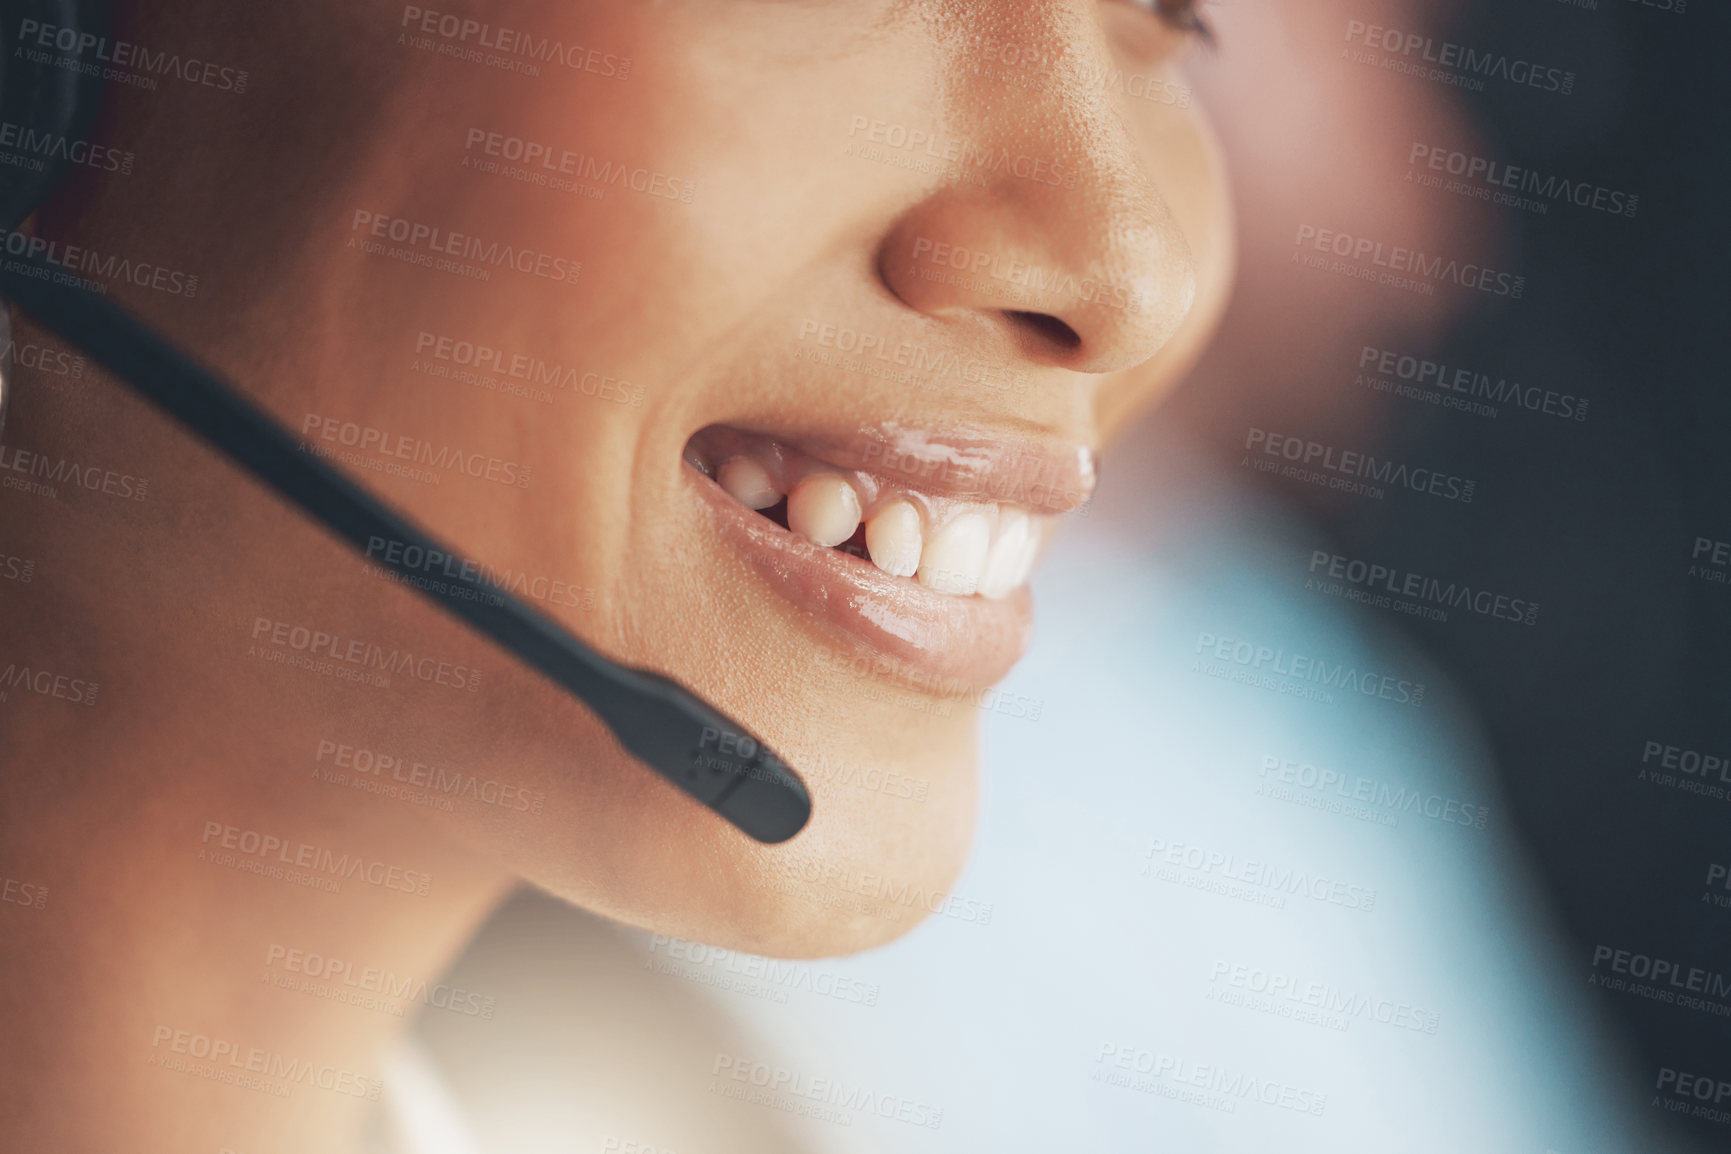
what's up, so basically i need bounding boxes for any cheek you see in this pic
[1096,96,1235,437]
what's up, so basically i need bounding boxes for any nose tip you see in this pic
[875,180,1197,375]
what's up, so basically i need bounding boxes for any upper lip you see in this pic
[720,420,1097,514]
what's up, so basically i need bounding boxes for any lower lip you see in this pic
[687,464,1033,688]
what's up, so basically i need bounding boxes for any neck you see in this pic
[0,552,513,1152]
[0,33,529,1145]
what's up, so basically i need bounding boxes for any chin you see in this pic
[521,720,984,960]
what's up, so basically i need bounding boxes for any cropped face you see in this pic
[74,0,1232,955]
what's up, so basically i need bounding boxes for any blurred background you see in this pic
[375,2,1731,1150]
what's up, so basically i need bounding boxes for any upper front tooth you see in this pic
[718,456,782,510]
[865,500,923,578]
[978,508,1034,599]
[918,509,990,596]
[787,473,862,547]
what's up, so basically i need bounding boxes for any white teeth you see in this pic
[718,456,782,510]
[700,436,1048,598]
[787,473,863,548]
[865,500,923,578]
[917,509,991,596]
[977,508,1035,599]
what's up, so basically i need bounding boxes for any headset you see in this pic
[0,0,811,843]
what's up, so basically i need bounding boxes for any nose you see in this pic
[874,13,1197,376]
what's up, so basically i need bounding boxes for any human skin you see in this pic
[0,0,1231,1148]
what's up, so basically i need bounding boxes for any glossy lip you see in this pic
[789,421,1097,516]
[687,460,1035,689]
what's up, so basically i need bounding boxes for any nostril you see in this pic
[1005,310,1082,354]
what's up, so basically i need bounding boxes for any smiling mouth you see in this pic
[683,424,1054,599]
[681,423,1093,685]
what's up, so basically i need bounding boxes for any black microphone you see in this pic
[0,244,812,844]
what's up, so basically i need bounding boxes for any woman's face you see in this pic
[89,0,1230,955]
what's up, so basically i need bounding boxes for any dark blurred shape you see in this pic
[1168,3,1731,1147]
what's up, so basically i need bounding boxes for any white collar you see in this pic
[370,1039,483,1154]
